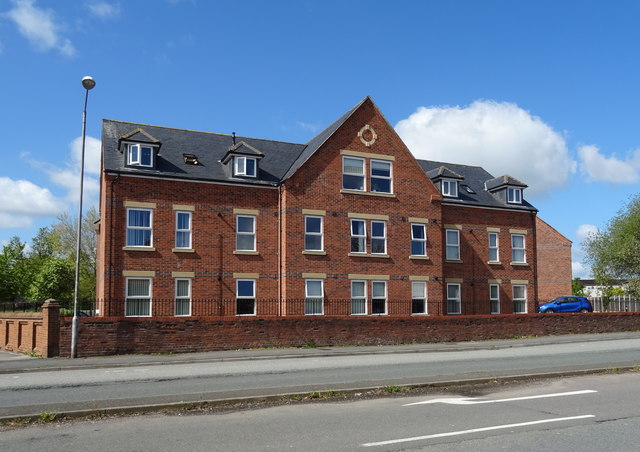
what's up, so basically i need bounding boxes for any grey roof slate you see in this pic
[418,160,537,212]
[425,165,464,180]
[485,174,528,191]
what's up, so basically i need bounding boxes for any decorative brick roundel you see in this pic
[358,124,377,147]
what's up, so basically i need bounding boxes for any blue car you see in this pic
[539,296,593,313]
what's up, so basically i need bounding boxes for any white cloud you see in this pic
[5,0,76,57]
[85,1,121,18]
[0,177,66,228]
[577,145,640,184]
[572,260,590,279]
[296,121,322,134]
[576,224,599,242]
[395,100,577,198]
[71,135,102,175]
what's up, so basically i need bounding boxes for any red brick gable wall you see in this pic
[281,98,444,312]
[536,217,572,301]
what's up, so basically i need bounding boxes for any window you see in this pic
[507,187,522,204]
[343,157,365,191]
[442,179,458,197]
[305,279,324,315]
[411,224,427,256]
[350,280,367,315]
[371,221,387,254]
[370,160,392,193]
[126,208,152,247]
[236,215,256,251]
[350,219,366,253]
[511,234,526,263]
[513,285,527,313]
[175,211,192,249]
[234,156,257,177]
[447,283,461,314]
[236,279,256,315]
[488,232,499,262]
[490,284,500,314]
[446,229,460,260]
[371,281,387,315]
[125,278,151,317]
[127,144,153,167]
[175,278,191,316]
[304,216,323,251]
[411,281,427,314]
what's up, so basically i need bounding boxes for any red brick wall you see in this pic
[536,217,573,301]
[60,313,640,357]
[0,301,59,357]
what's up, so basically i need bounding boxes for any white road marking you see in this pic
[404,389,598,406]
[361,414,595,447]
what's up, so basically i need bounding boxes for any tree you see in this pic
[28,258,75,301]
[584,195,640,297]
[571,278,585,296]
[1,236,32,301]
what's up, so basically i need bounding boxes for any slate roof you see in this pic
[418,160,537,212]
[485,174,528,191]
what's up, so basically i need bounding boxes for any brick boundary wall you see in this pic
[59,312,640,358]
[0,300,60,357]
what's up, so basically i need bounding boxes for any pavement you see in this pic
[2,331,639,374]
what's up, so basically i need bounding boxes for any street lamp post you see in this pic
[71,76,96,359]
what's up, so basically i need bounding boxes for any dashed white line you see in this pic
[404,389,598,406]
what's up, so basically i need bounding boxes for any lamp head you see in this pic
[81,76,96,90]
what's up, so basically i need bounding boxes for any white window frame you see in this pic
[446,229,460,261]
[125,277,152,317]
[489,284,500,314]
[371,280,387,315]
[175,211,192,249]
[507,187,522,204]
[350,219,367,254]
[236,215,256,252]
[411,281,427,315]
[342,156,366,191]
[411,223,427,256]
[127,144,154,167]
[370,159,393,194]
[442,179,458,197]
[350,280,367,315]
[513,284,527,313]
[304,279,324,315]
[371,221,387,255]
[126,208,153,248]
[511,234,526,263]
[236,279,256,316]
[304,215,324,252]
[234,156,257,177]
[174,278,192,317]
[488,232,499,262]
[447,283,462,314]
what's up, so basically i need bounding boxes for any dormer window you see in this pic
[234,156,257,177]
[127,144,154,167]
[442,179,458,197]
[507,187,522,204]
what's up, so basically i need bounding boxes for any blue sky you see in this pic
[1,0,639,278]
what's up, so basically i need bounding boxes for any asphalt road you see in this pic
[1,332,639,419]
[3,371,640,451]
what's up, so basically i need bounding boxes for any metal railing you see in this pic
[0,299,97,316]
[590,295,640,312]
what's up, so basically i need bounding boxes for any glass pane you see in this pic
[371,178,391,193]
[490,285,499,299]
[446,230,458,245]
[372,282,385,297]
[371,222,385,238]
[351,220,365,235]
[305,298,323,315]
[412,282,425,299]
[237,280,255,297]
[236,157,245,174]
[343,174,364,190]
[127,279,150,297]
[412,299,425,314]
[351,298,366,315]
[512,235,524,248]
[177,212,190,230]
[513,249,525,262]
[412,224,425,239]
[305,235,322,251]
[237,299,255,315]
[176,231,190,248]
[141,146,152,166]
[513,286,525,299]
[175,299,190,316]
[446,245,459,260]
[351,237,365,253]
[237,234,255,251]
[128,210,150,227]
[306,280,322,297]
[371,160,390,177]
[305,217,321,233]
[372,299,385,314]
[411,241,425,255]
[129,145,139,163]
[489,233,497,247]
[126,299,150,316]
[237,216,254,233]
[351,281,365,297]
[246,158,256,176]
[489,247,498,261]
[343,157,363,174]
[371,238,385,254]
[176,280,190,297]
[447,284,459,299]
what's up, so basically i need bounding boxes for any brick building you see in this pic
[96,97,572,317]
